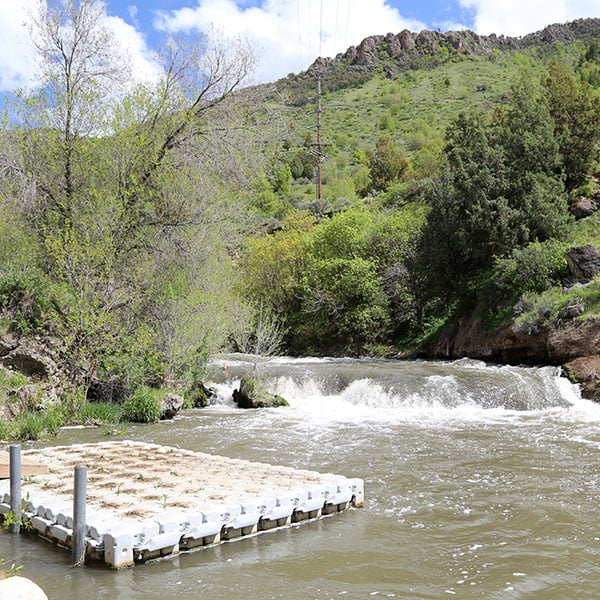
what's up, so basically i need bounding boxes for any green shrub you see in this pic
[12,413,46,441]
[8,405,64,441]
[479,240,569,314]
[120,387,162,424]
[80,401,122,424]
[0,421,11,442]
[0,269,57,334]
[0,369,28,388]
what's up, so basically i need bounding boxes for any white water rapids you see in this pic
[3,355,600,599]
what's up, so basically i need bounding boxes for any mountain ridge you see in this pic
[298,17,600,81]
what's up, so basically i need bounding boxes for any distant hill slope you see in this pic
[242,17,600,214]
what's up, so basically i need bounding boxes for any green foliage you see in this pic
[250,174,284,217]
[0,369,28,389]
[240,199,432,354]
[417,71,571,303]
[238,210,313,313]
[120,387,162,424]
[545,61,600,189]
[79,401,122,424]
[578,41,600,87]
[99,329,166,400]
[367,134,409,193]
[269,163,293,194]
[11,406,64,441]
[0,421,11,442]
[0,268,57,335]
[478,240,570,316]
[298,256,391,353]
[309,206,373,259]
[513,277,600,333]
[0,557,23,579]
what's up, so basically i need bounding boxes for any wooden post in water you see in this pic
[72,466,87,566]
[9,444,21,534]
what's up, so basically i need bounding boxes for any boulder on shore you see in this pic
[232,378,289,409]
[565,245,600,281]
[563,355,600,401]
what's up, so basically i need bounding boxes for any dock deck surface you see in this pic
[0,441,364,567]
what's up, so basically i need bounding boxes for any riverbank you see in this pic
[423,314,600,401]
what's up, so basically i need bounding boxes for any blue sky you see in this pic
[1,0,599,91]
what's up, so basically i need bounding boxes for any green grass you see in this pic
[79,401,122,424]
[264,51,539,207]
[120,386,163,424]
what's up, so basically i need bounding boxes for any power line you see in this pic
[319,0,324,58]
[297,0,303,72]
[344,0,352,49]
[333,0,340,57]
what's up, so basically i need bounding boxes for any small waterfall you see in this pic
[206,355,585,420]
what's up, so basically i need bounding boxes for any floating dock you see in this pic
[0,441,364,568]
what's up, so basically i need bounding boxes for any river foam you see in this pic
[206,354,600,428]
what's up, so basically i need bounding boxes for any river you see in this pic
[2,355,600,599]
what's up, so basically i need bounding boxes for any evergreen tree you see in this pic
[417,72,570,303]
[368,134,409,193]
[545,61,600,190]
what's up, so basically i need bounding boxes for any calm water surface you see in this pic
[2,356,600,599]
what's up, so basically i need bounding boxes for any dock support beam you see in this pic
[72,466,87,566]
[9,444,21,534]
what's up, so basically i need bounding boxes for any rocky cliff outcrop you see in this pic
[304,18,600,81]
[428,316,600,367]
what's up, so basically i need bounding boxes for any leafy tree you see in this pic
[309,206,373,260]
[3,0,257,395]
[578,41,600,87]
[238,211,314,314]
[269,163,293,194]
[249,174,283,217]
[368,134,409,193]
[299,256,391,354]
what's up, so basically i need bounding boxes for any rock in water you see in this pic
[159,393,184,419]
[232,377,289,409]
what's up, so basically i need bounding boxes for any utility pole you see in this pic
[310,77,328,201]
[316,77,324,201]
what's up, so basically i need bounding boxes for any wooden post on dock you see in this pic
[9,444,21,534]
[72,466,87,566]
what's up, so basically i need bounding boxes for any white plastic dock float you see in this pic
[0,441,364,568]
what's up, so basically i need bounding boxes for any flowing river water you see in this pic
[2,355,600,599]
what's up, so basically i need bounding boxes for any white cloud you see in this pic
[0,0,38,91]
[153,0,426,82]
[106,15,162,82]
[0,0,160,93]
[460,0,599,37]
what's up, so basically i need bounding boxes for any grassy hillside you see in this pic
[2,17,600,438]
[235,24,600,356]
[252,34,597,212]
